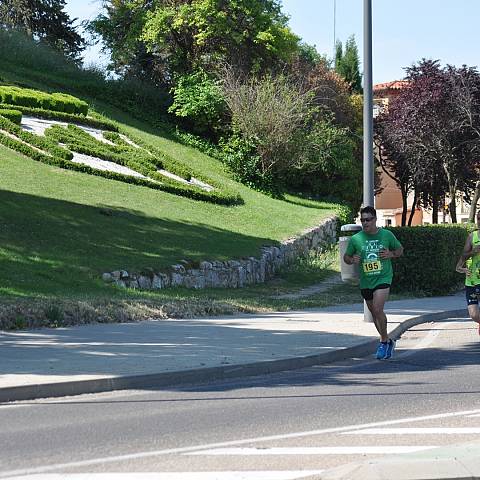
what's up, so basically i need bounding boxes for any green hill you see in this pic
[0,32,352,326]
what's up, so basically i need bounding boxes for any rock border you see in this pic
[102,216,338,290]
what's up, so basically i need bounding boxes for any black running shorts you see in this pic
[361,283,391,301]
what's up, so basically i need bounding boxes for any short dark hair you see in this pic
[360,206,376,217]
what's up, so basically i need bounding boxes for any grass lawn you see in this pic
[0,43,357,328]
[0,140,338,300]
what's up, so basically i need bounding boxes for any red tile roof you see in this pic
[373,80,409,92]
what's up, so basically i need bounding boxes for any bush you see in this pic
[169,71,227,139]
[389,224,472,294]
[0,108,22,124]
[0,86,88,115]
[219,134,277,194]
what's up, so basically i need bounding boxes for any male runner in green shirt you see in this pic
[344,206,404,360]
[456,209,480,335]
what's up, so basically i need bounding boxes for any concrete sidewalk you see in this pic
[1,292,479,480]
[0,293,467,403]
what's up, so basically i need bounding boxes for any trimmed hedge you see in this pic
[0,84,242,205]
[1,118,242,205]
[0,114,72,160]
[0,103,118,131]
[0,108,22,124]
[388,224,473,294]
[43,124,242,205]
[0,86,88,115]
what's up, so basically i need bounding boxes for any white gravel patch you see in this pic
[71,152,148,179]
[18,116,213,190]
[157,169,214,191]
[20,116,114,145]
[119,133,141,148]
[21,116,68,136]
[190,177,214,191]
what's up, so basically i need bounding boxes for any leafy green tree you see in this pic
[334,35,362,94]
[0,0,85,63]
[86,0,161,82]
[89,0,300,85]
[168,69,227,138]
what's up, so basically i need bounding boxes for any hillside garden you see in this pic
[0,1,474,330]
[0,27,365,328]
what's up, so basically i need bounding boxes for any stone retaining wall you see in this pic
[102,216,338,290]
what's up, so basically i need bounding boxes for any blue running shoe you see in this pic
[384,339,396,359]
[375,342,388,360]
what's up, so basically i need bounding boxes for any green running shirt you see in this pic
[345,228,402,289]
[466,230,480,287]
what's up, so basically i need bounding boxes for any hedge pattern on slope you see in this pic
[0,115,242,205]
[0,86,88,115]
[0,108,22,124]
[0,103,118,131]
[51,124,241,204]
[0,114,72,160]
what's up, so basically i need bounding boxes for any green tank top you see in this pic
[466,230,480,286]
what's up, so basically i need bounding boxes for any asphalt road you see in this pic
[1,316,479,480]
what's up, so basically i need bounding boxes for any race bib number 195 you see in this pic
[363,260,382,273]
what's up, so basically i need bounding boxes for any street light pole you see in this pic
[363,0,374,208]
[363,0,374,323]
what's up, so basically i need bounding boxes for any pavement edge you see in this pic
[0,308,467,403]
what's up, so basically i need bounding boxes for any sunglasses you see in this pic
[360,217,375,223]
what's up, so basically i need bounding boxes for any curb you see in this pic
[0,308,467,403]
[314,440,480,480]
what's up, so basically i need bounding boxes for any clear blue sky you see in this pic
[65,0,480,84]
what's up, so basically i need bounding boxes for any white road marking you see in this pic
[187,446,436,456]
[3,472,324,480]
[1,408,479,478]
[344,427,480,435]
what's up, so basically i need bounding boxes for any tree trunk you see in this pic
[401,185,408,226]
[469,180,480,222]
[432,196,439,224]
[408,190,418,226]
[449,185,457,223]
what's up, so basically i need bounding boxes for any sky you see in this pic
[64,0,480,85]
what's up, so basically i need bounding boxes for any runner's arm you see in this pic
[456,234,473,274]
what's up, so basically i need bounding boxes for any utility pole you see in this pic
[363,0,375,323]
[363,0,374,208]
[333,0,336,60]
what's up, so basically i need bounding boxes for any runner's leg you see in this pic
[366,287,390,342]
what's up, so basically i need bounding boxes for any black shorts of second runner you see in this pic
[361,283,391,301]
[466,285,480,306]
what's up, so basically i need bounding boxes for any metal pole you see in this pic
[363,0,374,208]
[363,0,374,323]
[333,0,336,59]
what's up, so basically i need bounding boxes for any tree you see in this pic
[89,0,300,85]
[0,0,85,63]
[469,181,480,221]
[375,59,480,224]
[86,0,160,82]
[334,35,362,94]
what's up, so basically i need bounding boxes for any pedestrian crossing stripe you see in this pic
[187,446,437,455]
[2,473,325,480]
[343,427,480,435]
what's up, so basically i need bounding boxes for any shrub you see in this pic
[0,108,22,124]
[0,103,117,131]
[389,224,472,294]
[219,134,276,194]
[0,86,88,115]
[169,70,227,139]
[0,114,72,160]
